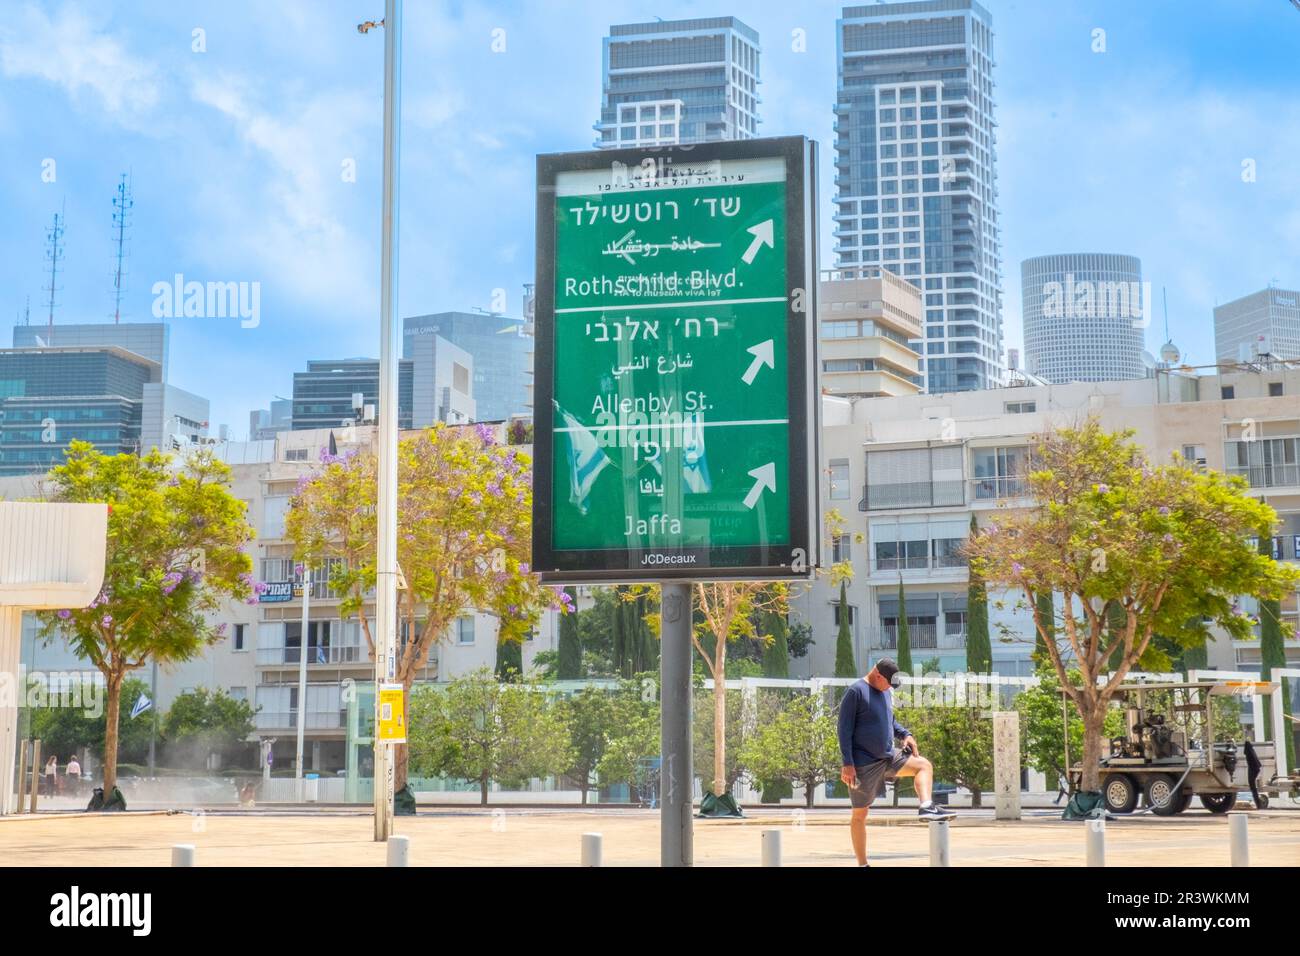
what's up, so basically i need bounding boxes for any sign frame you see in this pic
[532,135,820,584]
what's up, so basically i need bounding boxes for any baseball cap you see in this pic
[875,658,902,687]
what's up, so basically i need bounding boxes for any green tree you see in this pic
[895,580,913,675]
[899,706,994,806]
[36,442,254,792]
[558,686,615,804]
[287,425,561,790]
[27,677,153,768]
[596,689,660,801]
[1015,665,1123,783]
[408,668,573,805]
[161,687,257,769]
[740,693,840,808]
[556,586,582,679]
[1256,535,1296,768]
[967,421,1300,791]
[833,580,856,677]
[965,514,991,672]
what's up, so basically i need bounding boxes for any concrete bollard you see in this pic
[1086,818,1105,867]
[1229,813,1249,867]
[929,819,950,867]
[581,832,602,867]
[761,829,782,867]
[386,834,410,867]
[171,844,195,867]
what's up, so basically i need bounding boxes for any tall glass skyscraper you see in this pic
[595,17,760,148]
[833,0,1002,393]
[1021,253,1147,383]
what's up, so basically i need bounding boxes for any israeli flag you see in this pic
[681,412,712,494]
[556,403,611,515]
[130,694,152,719]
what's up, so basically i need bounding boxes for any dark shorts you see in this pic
[848,750,911,808]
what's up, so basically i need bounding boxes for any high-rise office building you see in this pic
[292,338,474,433]
[595,17,760,148]
[0,346,164,475]
[1214,287,1300,363]
[833,0,1003,393]
[402,313,529,422]
[249,399,293,441]
[1020,253,1147,383]
[8,320,208,456]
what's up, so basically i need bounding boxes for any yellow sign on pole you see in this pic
[377,683,406,743]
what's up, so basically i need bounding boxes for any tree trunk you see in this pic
[102,670,123,792]
[480,775,489,806]
[804,778,816,808]
[1079,707,1105,792]
[580,784,588,806]
[713,677,726,795]
[971,788,981,808]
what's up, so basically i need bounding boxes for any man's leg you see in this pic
[850,807,869,865]
[894,755,934,804]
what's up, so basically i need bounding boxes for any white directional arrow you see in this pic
[743,462,777,509]
[740,219,774,265]
[741,339,775,385]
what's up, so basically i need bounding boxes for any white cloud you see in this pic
[0,3,159,120]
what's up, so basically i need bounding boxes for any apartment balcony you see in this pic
[1227,464,1300,493]
[968,476,1030,502]
[256,645,367,667]
[868,555,970,585]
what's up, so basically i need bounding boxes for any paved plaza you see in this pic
[2,806,1297,867]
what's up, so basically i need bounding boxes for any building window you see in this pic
[832,534,852,564]
[829,459,850,500]
[284,448,309,461]
[833,603,855,626]
[229,686,247,702]
[1181,445,1207,470]
[1221,385,1235,400]
[233,624,246,651]
[1269,382,1284,397]
[456,616,475,645]
[1004,401,1036,414]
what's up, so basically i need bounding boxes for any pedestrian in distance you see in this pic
[44,755,59,796]
[837,657,955,867]
[66,755,82,797]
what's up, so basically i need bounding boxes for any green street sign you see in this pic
[533,137,820,582]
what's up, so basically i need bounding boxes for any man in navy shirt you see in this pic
[838,657,954,866]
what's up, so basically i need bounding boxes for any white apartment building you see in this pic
[792,364,1300,686]
[820,266,923,398]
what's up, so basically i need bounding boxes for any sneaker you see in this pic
[918,804,956,820]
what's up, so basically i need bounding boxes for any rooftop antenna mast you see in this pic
[111,172,134,323]
[43,201,66,344]
[1162,286,1169,342]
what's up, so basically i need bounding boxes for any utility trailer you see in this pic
[1066,680,1298,816]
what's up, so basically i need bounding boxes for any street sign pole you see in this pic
[659,581,693,867]
[372,0,401,843]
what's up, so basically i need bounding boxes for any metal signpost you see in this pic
[533,136,819,865]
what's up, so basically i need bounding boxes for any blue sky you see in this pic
[2,0,1298,435]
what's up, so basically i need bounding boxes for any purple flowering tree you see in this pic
[36,441,255,792]
[964,422,1298,792]
[285,423,560,790]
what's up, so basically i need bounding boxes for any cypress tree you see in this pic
[895,579,913,676]
[833,580,856,677]
[495,635,522,681]
[1033,590,1055,668]
[965,514,991,672]
[762,610,790,678]
[1257,534,1296,768]
[556,586,581,679]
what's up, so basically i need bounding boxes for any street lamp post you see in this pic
[360,0,401,842]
